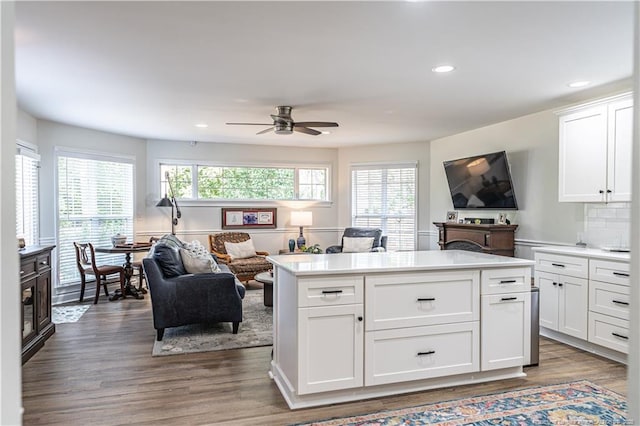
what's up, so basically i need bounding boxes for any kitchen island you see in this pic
[267,250,535,409]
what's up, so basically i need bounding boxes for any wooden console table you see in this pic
[433,222,518,257]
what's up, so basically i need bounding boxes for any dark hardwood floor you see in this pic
[22,285,627,425]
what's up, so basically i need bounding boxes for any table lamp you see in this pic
[156,171,182,235]
[290,211,312,249]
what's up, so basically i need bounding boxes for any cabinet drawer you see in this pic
[298,275,363,307]
[589,281,629,320]
[481,267,531,295]
[20,257,37,281]
[588,312,629,354]
[364,322,479,386]
[534,253,588,278]
[36,253,52,272]
[590,259,630,286]
[365,271,479,331]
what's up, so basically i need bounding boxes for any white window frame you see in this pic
[16,139,40,246]
[351,161,418,251]
[157,160,332,206]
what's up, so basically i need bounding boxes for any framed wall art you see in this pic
[222,208,277,229]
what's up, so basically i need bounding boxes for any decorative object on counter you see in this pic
[288,238,296,252]
[294,380,627,426]
[446,211,458,222]
[18,237,26,249]
[156,171,182,235]
[497,212,507,224]
[290,211,312,249]
[111,233,127,247]
[221,207,277,229]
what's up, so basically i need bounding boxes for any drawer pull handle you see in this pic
[417,297,436,302]
[501,297,517,301]
[612,300,629,306]
[20,270,25,275]
[611,332,628,340]
[552,282,557,286]
[499,279,517,284]
[321,290,343,295]
[551,263,565,268]
[417,351,435,356]
[39,261,48,265]
[613,272,629,277]
[558,283,563,287]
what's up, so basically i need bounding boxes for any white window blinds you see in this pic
[57,152,134,287]
[16,144,40,246]
[351,163,417,251]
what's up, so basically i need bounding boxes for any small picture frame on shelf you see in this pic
[446,211,458,223]
[497,213,507,225]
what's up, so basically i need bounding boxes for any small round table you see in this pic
[254,272,274,307]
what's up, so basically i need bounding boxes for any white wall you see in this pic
[16,108,36,144]
[1,2,22,423]
[337,141,431,249]
[143,139,340,254]
[430,108,601,259]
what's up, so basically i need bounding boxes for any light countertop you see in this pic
[532,245,630,262]
[267,250,534,276]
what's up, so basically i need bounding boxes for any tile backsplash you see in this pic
[583,203,631,249]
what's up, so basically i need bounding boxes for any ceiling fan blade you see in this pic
[294,122,339,128]
[293,126,321,136]
[256,127,275,135]
[226,122,273,126]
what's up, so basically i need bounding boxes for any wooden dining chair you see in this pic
[132,236,160,293]
[73,242,126,304]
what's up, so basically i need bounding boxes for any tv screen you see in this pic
[443,151,518,209]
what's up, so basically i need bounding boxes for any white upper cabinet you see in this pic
[558,93,633,203]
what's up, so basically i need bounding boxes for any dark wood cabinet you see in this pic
[21,245,56,364]
[433,222,518,257]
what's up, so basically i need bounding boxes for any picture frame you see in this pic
[446,211,458,223]
[222,208,277,229]
[497,213,507,225]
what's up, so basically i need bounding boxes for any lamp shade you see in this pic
[466,157,490,176]
[290,211,313,227]
[156,196,173,207]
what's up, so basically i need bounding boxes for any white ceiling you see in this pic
[14,1,635,148]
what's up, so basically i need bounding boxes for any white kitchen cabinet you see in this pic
[537,270,588,339]
[298,304,364,394]
[481,292,531,371]
[557,92,633,203]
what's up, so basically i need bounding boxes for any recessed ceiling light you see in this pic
[432,65,455,73]
[194,123,208,128]
[568,81,590,88]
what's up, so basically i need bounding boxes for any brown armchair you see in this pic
[208,232,272,283]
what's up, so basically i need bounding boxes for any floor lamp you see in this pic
[156,171,182,235]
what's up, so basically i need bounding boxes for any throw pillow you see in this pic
[179,248,221,274]
[153,243,186,277]
[224,239,257,260]
[342,236,375,253]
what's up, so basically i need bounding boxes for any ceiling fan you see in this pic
[226,106,339,135]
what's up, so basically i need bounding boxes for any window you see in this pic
[16,142,40,246]
[57,151,134,287]
[159,163,329,201]
[351,163,417,251]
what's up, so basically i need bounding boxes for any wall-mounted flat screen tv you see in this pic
[443,151,518,209]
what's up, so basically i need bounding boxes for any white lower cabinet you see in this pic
[588,312,629,354]
[481,292,531,371]
[298,304,364,394]
[365,322,479,386]
[537,271,588,339]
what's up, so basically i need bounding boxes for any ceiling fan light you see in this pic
[432,65,455,73]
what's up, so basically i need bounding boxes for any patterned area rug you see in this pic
[295,381,627,426]
[52,304,91,324]
[152,289,272,356]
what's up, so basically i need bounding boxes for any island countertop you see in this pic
[531,245,630,262]
[267,249,534,276]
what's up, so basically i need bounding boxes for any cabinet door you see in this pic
[481,292,530,371]
[558,275,588,339]
[537,272,559,331]
[606,97,633,202]
[558,105,608,202]
[22,278,37,344]
[36,272,52,330]
[298,304,363,395]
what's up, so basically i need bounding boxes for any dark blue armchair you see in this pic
[325,227,388,254]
